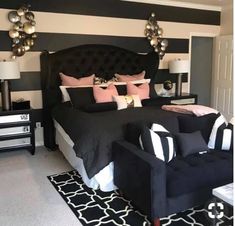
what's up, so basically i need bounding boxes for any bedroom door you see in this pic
[190,37,213,106]
[211,35,233,121]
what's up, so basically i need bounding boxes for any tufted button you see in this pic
[68,58,75,64]
[80,58,86,64]
[104,57,110,63]
[109,66,114,71]
[115,58,120,64]
[98,50,105,55]
[75,52,81,57]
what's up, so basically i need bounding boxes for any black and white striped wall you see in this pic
[0,0,221,145]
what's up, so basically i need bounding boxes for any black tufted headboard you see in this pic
[40,44,159,149]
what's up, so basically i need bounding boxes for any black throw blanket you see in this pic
[52,102,181,178]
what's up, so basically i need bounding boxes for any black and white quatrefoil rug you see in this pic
[48,170,233,226]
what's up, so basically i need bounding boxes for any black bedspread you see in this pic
[52,102,182,178]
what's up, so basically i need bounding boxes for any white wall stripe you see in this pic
[159,53,189,69]
[9,91,43,109]
[0,52,41,72]
[0,9,220,39]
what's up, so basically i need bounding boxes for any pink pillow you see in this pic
[60,72,94,86]
[93,83,118,103]
[115,71,145,82]
[127,82,150,100]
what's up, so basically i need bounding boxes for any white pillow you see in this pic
[139,123,175,162]
[208,114,233,150]
[111,79,150,86]
[112,95,142,110]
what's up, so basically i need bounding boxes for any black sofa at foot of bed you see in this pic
[112,113,233,225]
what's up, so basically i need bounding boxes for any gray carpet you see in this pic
[0,147,82,226]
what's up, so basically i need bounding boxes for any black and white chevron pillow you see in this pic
[208,114,233,151]
[139,123,175,162]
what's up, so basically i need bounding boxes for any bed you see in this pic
[40,44,179,191]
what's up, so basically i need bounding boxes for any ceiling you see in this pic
[168,0,232,7]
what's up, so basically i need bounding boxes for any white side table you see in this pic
[213,183,233,206]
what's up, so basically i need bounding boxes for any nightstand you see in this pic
[168,93,198,105]
[0,109,35,155]
[143,93,198,107]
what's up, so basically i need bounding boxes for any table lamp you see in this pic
[169,59,189,96]
[0,60,20,110]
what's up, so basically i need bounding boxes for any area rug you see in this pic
[48,170,233,226]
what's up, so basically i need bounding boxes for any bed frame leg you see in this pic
[154,218,161,226]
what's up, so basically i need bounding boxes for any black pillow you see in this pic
[115,85,127,95]
[178,113,218,143]
[115,83,156,96]
[67,87,95,109]
[82,102,117,112]
[176,131,209,157]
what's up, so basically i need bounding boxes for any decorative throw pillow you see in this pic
[176,131,209,157]
[115,71,146,82]
[67,87,95,109]
[94,76,108,85]
[112,95,142,110]
[82,102,117,113]
[139,123,175,162]
[127,82,150,100]
[93,83,118,103]
[178,113,218,143]
[60,72,95,86]
[208,114,233,151]
[60,85,94,102]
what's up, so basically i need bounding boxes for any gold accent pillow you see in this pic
[112,95,142,110]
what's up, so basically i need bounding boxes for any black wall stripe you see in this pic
[11,72,41,91]
[0,0,220,25]
[0,31,189,53]
[9,69,187,91]
[155,70,188,84]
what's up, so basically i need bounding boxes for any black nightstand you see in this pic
[168,93,198,105]
[143,93,198,106]
[0,109,35,155]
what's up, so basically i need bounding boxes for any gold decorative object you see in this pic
[124,96,134,108]
[145,12,168,59]
[8,4,37,58]
[23,22,35,34]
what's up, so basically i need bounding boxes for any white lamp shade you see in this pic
[0,61,20,80]
[169,60,189,74]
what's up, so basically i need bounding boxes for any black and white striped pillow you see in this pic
[139,123,175,162]
[208,114,233,151]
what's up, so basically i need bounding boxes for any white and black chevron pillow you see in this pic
[208,114,233,151]
[139,123,175,162]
